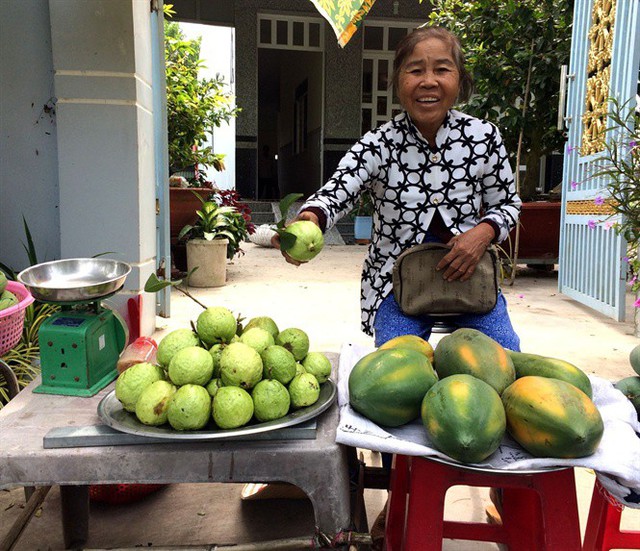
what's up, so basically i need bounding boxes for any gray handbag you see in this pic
[392,243,499,316]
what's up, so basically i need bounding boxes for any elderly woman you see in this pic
[275,25,522,352]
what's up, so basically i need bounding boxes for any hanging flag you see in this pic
[309,0,377,47]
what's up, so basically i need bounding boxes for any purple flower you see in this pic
[570,180,579,190]
[518,294,525,299]
[603,221,615,230]
[629,140,637,148]
[594,195,605,206]
[566,144,577,154]
[634,298,640,308]
[631,275,638,285]
[587,219,597,229]
[623,256,630,263]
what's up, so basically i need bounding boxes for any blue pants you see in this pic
[373,291,521,351]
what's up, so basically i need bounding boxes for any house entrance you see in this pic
[257,14,324,201]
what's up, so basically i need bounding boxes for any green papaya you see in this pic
[615,376,640,419]
[0,271,7,293]
[507,350,592,398]
[629,344,640,377]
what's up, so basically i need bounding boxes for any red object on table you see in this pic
[89,484,165,505]
[583,479,640,550]
[385,454,581,550]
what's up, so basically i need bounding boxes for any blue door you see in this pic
[559,0,640,321]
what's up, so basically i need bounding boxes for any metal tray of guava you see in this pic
[97,379,337,440]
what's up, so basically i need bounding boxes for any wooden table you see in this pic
[0,366,350,548]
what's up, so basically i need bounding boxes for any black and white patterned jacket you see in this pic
[301,109,522,335]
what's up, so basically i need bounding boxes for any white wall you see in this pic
[180,23,236,190]
[0,0,61,271]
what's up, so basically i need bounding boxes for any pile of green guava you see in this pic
[115,306,332,431]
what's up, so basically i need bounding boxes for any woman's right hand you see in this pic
[271,211,321,266]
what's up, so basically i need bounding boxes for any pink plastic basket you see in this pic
[0,281,35,356]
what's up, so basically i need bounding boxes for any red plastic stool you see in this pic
[583,479,640,550]
[385,454,581,550]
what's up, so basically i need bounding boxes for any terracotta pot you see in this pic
[508,201,561,262]
[170,187,214,272]
[186,238,228,287]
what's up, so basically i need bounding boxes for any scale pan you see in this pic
[17,258,131,303]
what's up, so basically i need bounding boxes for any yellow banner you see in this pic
[309,0,377,47]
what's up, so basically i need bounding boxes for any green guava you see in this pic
[240,327,275,355]
[167,384,211,431]
[288,373,320,409]
[115,362,166,412]
[196,306,237,345]
[261,345,297,385]
[212,386,254,429]
[283,220,324,262]
[275,328,310,361]
[243,316,279,339]
[0,271,7,294]
[135,380,177,426]
[219,342,263,390]
[295,362,306,376]
[205,377,223,397]
[209,343,225,378]
[302,352,332,383]
[0,290,18,311]
[251,379,290,422]
[168,345,214,386]
[156,328,200,367]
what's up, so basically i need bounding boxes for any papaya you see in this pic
[629,344,640,377]
[348,348,438,427]
[433,328,515,395]
[501,376,604,459]
[507,350,592,398]
[378,334,434,363]
[421,374,506,463]
[614,376,640,418]
[0,271,7,293]
[0,290,18,311]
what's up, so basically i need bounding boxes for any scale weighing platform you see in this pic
[18,258,131,397]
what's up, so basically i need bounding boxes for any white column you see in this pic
[48,0,157,336]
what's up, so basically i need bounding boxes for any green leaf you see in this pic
[144,273,181,293]
[277,230,298,252]
[276,193,304,230]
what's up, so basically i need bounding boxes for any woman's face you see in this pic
[397,37,460,142]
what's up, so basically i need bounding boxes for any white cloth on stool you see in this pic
[335,342,640,508]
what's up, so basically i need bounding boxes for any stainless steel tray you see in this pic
[97,379,337,441]
[18,258,131,302]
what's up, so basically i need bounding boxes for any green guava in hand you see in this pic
[135,380,177,426]
[219,342,263,389]
[288,373,320,408]
[167,384,211,431]
[275,328,310,361]
[212,386,254,429]
[302,352,332,383]
[196,306,237,345]
[168,345,214,386]
[115,362,166,412]
[283,220,324,262]
[156,328,200,367]
[252,379,290,422]
[261,345,297,385]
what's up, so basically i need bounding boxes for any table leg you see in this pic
[60,485,89,549]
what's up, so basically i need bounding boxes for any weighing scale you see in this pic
[17,259,131,397]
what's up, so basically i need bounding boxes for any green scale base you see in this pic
[34,308,126,397]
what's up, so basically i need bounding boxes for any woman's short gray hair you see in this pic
[392,26,473,104]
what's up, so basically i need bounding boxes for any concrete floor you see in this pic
[1,243,639,549]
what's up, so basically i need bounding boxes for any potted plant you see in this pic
[353,191,374,244]
[178,193,250,287]
[164,10,241,265]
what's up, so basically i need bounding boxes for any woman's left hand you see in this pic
[436,223,495,281]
